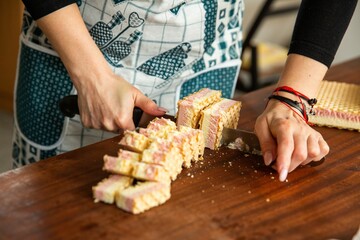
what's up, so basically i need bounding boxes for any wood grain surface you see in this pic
[0,58,359,240]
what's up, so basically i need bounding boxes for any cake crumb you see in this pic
[202,189,205,193]
[187,173,191,177]
[248,190,251,194]
[271,176,275,180]
[266,198,270,202]
[254,170,257,173]
[222,185,225,188]
[211,200,215,204]
[285,179,289,182]
[191,174,194,178]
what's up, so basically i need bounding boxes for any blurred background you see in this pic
[1,0,359,173]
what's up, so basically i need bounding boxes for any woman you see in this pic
[14,0,357,181]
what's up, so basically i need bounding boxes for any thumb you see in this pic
[255,117,277,166]
[134,94,168,116]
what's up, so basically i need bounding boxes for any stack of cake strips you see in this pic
[92,117,205,214]
[93,88,242,214]
[309,81,360,131]
[177,88,242,150]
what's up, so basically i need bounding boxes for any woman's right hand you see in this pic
[75,71,167,132]
[36,3,167,132]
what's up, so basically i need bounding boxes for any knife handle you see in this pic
[58,95,144,127]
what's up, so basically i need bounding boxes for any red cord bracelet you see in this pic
[268,86,318,124]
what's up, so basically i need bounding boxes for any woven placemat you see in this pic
[309,80,360,131]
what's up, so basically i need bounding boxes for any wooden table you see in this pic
[1,58,359,240]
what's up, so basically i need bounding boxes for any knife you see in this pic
[221,127,262,155]
[221,127,325,167]
[58,95,144,127]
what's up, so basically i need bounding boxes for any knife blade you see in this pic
[58,95,144,127]
[221,127,262,155]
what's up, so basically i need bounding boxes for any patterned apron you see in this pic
[12,0,244,168]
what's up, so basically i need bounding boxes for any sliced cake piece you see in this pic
[103,150,141,176]
[142,138,183,180]
[199,98,242,150]
[92,174,133,204]
[309,80,360,131]
[119,130,152,152]
[176,88,221,128]
[167,130,193,168]
[139,117,177,139]
[103,153,170,183]
[178,125,205,163]
[132,162,171,183]
[115,181,171,214]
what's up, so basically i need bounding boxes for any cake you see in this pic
[115,181,171,214]
[119,130,152,152]
[93,87,243,214]
[167,130,193,168]
[309,80,360,131]
[103,152,170,183]
[139,117,177,139]
[178,125,205,162]
[92,174,133,204]
[103,150,141,175]
[142,138,183,180]
[176,88,221,128]
[199,98,242,150]
[132,162,171,183]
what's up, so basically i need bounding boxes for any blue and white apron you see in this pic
[12,0,244,167]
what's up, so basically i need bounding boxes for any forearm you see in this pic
[36,3,114,90]
[276,54,328,98]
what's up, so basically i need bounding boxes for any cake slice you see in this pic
[176,88,221,128]
[115,181,171,214]
[119,130,152,152]
[103,152,170,183]
[309,80,360,131]
[167,130,193,168]
[199,98,242,150]
[178,125,205,163]
[139,117,177,139]
[103,150,141,176]
[92,174,133,204]
[132,162,171,183]
[142,138,183,180]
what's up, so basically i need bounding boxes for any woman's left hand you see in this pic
[255,99,330,181]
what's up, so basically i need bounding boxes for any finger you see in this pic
[135,94,168,116]
[288,132,308,172]
[254,118,277,166]
[101,119,119,133]
[299,134,321,166]
[319,137,330,157]
[275,124,294,182]
[307,134,321,160]
[114,108,136,130]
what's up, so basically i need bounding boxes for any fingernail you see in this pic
[264,151,273,166]
[279,168,288,182]
[157,107,168,113]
